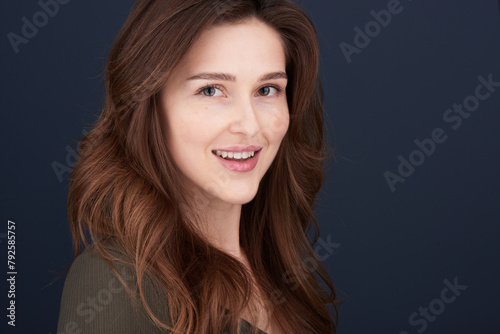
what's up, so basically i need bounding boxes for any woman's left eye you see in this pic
[257,86,280,97]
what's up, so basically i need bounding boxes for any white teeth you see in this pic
[214,150,257,160]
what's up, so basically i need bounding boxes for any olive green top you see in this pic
[57,240,267,334]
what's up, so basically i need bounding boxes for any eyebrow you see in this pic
[187,71,288,82]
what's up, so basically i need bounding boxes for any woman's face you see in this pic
[160,18,289,206]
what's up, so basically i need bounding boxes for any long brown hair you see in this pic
[68,0,340,333]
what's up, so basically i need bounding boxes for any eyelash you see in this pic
[195,84,283,97]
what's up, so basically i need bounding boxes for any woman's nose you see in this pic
[228,96,260,138]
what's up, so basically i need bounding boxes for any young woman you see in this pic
[57,0,340,333]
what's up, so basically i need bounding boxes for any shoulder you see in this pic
[61,238,137,289]
[57,239,169,334]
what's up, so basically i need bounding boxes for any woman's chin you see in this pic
[219,191,258,206]
[208,183,259,206]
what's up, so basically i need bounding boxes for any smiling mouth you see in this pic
[211,149,261,161]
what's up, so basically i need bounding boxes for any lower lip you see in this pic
[213,150,261,172]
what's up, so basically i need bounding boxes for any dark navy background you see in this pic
[1,0,499,333]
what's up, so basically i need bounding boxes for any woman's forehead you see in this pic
[174,19,286,81]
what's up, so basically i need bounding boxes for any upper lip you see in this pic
[212,145,263,152]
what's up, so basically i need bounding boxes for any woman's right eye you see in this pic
[198,86,223,97]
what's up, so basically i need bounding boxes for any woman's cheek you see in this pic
[262,106,289,140]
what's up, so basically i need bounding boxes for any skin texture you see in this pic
[160,18,289,259]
